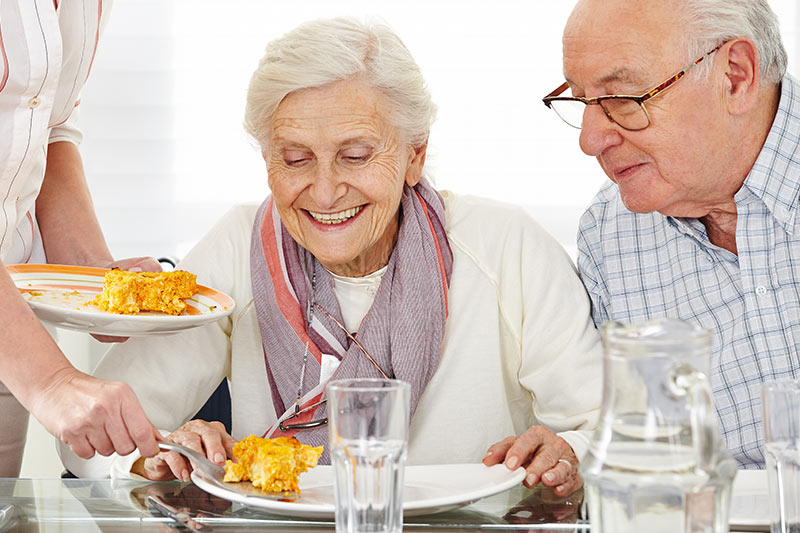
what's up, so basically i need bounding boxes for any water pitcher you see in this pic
[581,319,737,533]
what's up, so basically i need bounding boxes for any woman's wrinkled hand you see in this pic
[482,426,582,496]
[133,420,236,482]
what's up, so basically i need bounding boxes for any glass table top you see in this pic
[0,477,588,532]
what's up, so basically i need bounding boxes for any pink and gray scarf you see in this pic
[250,178,453,462]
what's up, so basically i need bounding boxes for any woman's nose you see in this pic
[578,104,623,157]
[308,163,347,209]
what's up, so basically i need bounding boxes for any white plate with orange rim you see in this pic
[192,463,526,519]
[7,263,235,336]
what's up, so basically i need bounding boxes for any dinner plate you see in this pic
[7,263,235,336]
[192,463,526,519]
[730,469,769,531]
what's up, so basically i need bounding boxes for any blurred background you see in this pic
[22,0,800,476]
[79,0,800,260]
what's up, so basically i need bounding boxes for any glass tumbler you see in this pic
[327,378,410,533]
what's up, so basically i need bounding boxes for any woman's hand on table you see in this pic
[483,426,582,496]
[132,420,236,482]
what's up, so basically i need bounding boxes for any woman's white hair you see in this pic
[244,17,437,150]
[682,0,787,84]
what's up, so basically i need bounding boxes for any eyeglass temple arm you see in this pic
[313,303,391,380]
[544,81,570,101]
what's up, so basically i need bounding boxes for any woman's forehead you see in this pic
[270,80,392,144]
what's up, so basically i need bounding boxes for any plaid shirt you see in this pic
[577,74,800,469]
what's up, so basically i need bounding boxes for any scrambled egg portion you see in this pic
[223,435,323,494]
[93,269,198,315]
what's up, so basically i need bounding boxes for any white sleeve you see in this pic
[510,209,603,459]
[57,205,258,478]
[49,105,83,146]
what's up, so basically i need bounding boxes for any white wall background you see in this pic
[78,0,800,260]
[21,0,800,477]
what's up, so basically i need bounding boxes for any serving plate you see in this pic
[8,263,235,336]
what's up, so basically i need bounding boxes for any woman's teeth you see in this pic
[308,205,363,225]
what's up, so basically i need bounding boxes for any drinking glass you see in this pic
[327,378,410,533]
[763,380,800,533]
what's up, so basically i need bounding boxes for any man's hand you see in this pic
[483,426,582,496]
[132,420,236,482]
[28,367,161,460]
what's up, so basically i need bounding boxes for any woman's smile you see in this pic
[304,205,365,225]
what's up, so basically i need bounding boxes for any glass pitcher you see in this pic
[581,319,737,533]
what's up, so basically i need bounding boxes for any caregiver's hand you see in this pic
[132,420,236,482]
[29,367,161,460]
[483,425,582,496]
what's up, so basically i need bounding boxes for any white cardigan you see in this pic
[59,192,603,478]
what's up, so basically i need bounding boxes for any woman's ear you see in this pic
[404,140,428,187]
[723,38,760,116]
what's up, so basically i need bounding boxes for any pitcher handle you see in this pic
[668,362,717,473]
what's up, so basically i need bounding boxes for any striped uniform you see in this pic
[0,0,110,477]
[0,0,109,265]
[577,74,800,469]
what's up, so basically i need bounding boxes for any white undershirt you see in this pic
[329,265,387,333]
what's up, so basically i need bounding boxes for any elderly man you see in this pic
[542,0,793,468]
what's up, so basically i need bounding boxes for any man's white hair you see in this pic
[683,0,787,84]
[244,17,437,150]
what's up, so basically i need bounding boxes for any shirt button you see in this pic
[28,96,41,109]
[755,285,767,295]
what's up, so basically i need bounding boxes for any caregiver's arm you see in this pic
[0,262,160,459]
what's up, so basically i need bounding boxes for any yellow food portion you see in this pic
[223,435,323,494]
[93,269,198,315]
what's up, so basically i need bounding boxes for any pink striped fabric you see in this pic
[250,179,453,462]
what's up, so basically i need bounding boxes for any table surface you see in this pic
[0,475,770,532]
[0,477,588,532]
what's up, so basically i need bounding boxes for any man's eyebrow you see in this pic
[596,67,645,87]
[565,67,647,94]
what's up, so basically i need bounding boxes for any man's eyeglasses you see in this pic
[542,44,723,131]
[276,302,392,432]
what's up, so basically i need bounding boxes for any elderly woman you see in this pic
[59,18,601,496]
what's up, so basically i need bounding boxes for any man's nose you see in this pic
[578,104,623,157]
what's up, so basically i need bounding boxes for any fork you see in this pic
[157,441,297,501]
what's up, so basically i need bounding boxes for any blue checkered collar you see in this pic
[738,74,800,235]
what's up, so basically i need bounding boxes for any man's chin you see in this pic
[618,192,660,214]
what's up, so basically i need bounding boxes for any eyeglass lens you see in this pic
[548,98,649,131]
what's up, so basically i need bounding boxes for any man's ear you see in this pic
[723,38,761,116]
[404,139,428,187]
